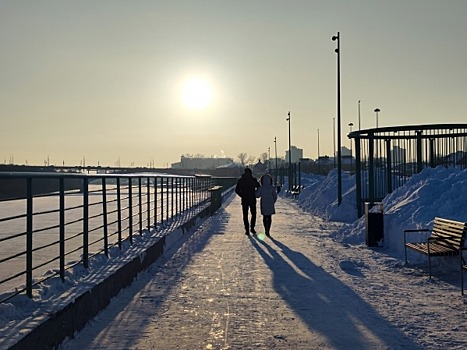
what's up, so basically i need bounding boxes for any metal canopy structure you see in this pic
[348,124,467,216]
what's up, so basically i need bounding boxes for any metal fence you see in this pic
[0,172,236,303]
[349,124,467,216]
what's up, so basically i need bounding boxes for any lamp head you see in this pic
[332,35,338,41]
[374,108,380,113]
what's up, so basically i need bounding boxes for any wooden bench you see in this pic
[404,217,467,278]
[290,185,301,196]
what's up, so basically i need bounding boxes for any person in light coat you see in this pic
[255,173,277,237]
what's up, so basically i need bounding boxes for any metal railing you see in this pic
[349,124,467,216]
[0,172,232,303]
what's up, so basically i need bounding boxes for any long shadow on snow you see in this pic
[250,236,423,350]
[60,194,234,349]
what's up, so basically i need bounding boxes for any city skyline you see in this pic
[1,1,466,167]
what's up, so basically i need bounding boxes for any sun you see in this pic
[182,78,213,109]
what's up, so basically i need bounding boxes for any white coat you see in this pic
[255,174,277,216]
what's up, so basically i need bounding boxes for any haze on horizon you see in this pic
[1,1,466,168]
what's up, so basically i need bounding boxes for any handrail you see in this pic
[0,172,219,303]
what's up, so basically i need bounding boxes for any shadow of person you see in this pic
[250,237,421,349]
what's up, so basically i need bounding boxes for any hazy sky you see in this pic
[1,1,466,168]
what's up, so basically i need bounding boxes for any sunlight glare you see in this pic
[182,78,213,109]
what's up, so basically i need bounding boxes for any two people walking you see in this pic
[235,168,277,237]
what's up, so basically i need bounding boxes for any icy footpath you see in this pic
[59,193,463,350]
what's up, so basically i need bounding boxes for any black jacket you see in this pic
[235,173,260,205]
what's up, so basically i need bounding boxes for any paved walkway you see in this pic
[61,194,420,350]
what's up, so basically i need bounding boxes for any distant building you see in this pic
[252,160,267,177]
[268,157,286,168]
[341,146,351,157]
[285,146,303,164]
[171,155,234,169]
[317,155,333,165]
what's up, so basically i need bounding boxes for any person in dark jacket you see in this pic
[255,173,277,237]
[235,167,260,235]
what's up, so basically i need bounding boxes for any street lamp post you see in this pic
[317,128,320,174]
[274,136,278,184]
[358,100,361,130]
[268,147,270,169]
[374,108,380,128]
[348,122,354,172]
[332,32,342,205]
[333,117,336,168]
[286,111,292,191]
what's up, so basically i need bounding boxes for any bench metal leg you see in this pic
[462,263,464,296]
[462,252,465,296]
[427,242,432,279]
[404,234,408,264]
[428,255,432,279]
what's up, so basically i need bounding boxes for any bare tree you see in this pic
[246,155,256,165]
[237,153,247,165]
[260,152,268,163]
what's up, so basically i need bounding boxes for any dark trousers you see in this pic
[242,203,256,230]
[263,215,272,234]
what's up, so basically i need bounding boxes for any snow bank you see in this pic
[287,166,467,258]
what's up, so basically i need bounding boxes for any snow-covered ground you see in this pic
[2,166,467,349]
[299,166,467,260]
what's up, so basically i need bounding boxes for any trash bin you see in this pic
[365,202,384,247]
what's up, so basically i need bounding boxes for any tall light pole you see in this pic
[268,147,270,169]
[333,117,336,168]
[317,128,320,159]
[358,100,361,130]
[286,111,292,191]
[348,122,354,172]
[374,108,380,128]
[274,136,278,183]
[332,32,342,205]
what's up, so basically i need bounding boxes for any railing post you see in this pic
[138,177,143,233]
[166,177,170,222]
[183,178,187,212]
[128,178,133,244]
[59,177,65,281]
[102,177,109,257]
[117,177,122,249]
[26,177,33,298]
[209,186,222,214]
[386,139,392,194]
[171,177,174,219]
[355,136,363,217]
[147,177,151,230]
[191,177,194,209]
[82,177,89,269]
[161,177,164,226]
[429,138,435,168]
[175,177,179,217]
[154,176,158,228]
[368,132,375,205]
[416,130,423,173]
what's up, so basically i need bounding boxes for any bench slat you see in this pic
[404,217,467,281]
[406,242,459,256]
